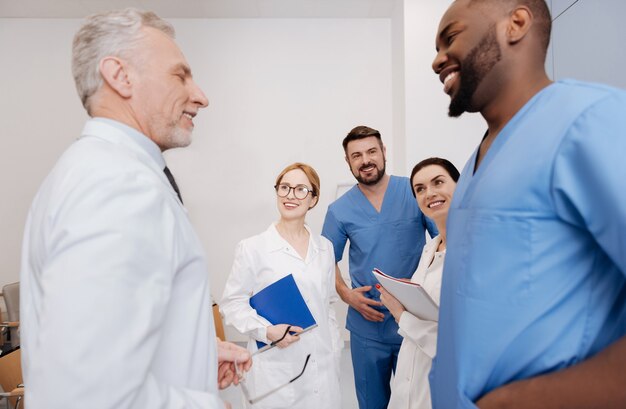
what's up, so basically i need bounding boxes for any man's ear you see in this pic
[507,6,533,45]
[99,56,132,98]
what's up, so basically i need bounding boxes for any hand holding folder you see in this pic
[249,274,317,351]
[266,324,304,349]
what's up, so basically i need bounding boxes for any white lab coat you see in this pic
[20,119,223,409]
[388,235,443,409]
[220,224,342,409]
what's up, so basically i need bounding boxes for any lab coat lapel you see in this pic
[79,120,187,212]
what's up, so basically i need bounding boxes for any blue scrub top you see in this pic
[322,175,436,343]
[431,80,626,408]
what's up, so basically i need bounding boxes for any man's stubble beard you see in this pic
[449,24,502,118]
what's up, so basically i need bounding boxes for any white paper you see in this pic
[373,268,439,322]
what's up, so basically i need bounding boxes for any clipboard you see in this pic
[373,268,439,322]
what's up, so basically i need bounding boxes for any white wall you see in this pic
[171,18,394,340]
[390,0,407,172]
[401,0,485,175]
[0,19,88,289]
[549,0,626,90]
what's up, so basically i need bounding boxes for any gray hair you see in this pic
[71,8,175,114]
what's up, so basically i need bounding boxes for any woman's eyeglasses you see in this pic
[274,184,313,200]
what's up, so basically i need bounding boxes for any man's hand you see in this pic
[340,285,384,322]
[217,339,252,389]
[334,264,384,322]
[266,324,303,348]
[376,284,405,323]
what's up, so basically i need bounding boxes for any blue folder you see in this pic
[249,274,317,349]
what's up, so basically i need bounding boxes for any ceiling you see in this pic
[0,0,397,18]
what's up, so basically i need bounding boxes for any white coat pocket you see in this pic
[247,359,297,408]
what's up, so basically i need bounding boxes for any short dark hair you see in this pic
[468,0,552,53]
[342,126,382,152]
[410,157,460,197]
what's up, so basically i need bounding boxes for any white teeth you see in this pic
[183,113,193,120]
[444,72,458,85]
[428,200,444,208]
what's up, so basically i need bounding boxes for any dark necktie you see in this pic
[163,166,183,204]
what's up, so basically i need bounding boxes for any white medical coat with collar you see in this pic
[388,235,443,409]
[220,224,342,409]
[20,119,223,409]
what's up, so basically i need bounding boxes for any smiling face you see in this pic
[447,24,501,117]
[275,169,318,222]
[412,164,457,225]
[129,27,209,151]
[432,0,504,117]
[345,136,387,186]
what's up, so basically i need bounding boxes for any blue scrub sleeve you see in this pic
[322,207,348,263]
[552,92,626,275]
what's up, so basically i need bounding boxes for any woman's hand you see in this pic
[376,284,406,323]
[266,324,304,348]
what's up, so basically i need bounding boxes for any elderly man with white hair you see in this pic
[20,8,250,409]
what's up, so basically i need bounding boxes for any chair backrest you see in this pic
[0,347,23,408]
[2,283,19,348]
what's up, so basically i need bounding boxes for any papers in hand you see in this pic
[249,274,317,350]
[372,268,439,322]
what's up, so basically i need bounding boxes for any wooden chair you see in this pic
[0,283,20,351]
[0,347,24,409]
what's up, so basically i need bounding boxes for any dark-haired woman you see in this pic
[379,157,460,409]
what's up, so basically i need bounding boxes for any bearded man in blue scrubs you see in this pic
[322,126,436,409]
[430,0,626,408]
